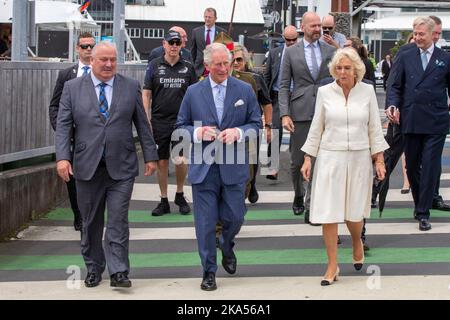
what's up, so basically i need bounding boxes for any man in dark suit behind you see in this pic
[190,7,226,78]
[48,32,96,231]
[386,16,450,231]
[56,42,158,288]
[381,54,392,91]
[263,25,298,181]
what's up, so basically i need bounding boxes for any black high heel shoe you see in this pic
[320,267,339,286]
[353,240,365,271]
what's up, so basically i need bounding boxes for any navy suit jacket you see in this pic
[176,76,261,185]
[387,45,450,134]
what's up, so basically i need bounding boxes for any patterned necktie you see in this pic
[206,29,211,46]
[82,66,90,75]
[421,50,428,71]
[309,44,319,80]
[214,84,225,124]
[98,83,109,119]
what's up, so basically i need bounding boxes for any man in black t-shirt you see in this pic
[142,31,197,216]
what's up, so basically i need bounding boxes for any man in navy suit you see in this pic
[386,16,450,231]
[176,43,261,291]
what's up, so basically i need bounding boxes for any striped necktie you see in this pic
[82,66,90,75]
[98,83,109,119]
[214,84,225,124]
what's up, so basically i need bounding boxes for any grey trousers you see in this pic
[76,165,134,276]
[289,121,314,209]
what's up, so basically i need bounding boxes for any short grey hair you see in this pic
[92,41,118,57]
[413,16,435,33]
[329,47,366,83]
[203,43,232,66]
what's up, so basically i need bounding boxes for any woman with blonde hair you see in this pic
[301,47,389,285]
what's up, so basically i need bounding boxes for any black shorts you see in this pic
[151,121,183,160]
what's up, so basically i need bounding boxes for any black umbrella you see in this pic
[377,123,405,217]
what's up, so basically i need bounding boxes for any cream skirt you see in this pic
[309,149,372,224]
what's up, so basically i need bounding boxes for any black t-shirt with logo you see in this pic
[143,56,197,122]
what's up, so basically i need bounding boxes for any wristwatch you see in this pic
[264,123,273,129]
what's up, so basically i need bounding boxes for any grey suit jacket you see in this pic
[190,25,226,77]
[279,40,336,121]
[263,46,283,91]
[56,73,158,181]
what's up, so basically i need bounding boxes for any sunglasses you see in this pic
[322,27,333,31]
[284,37,297,42]
[233,57,244,63]
[168,40,182,46]
[79,44,95,49]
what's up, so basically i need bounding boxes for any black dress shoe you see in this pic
[110,272,132,288]
[221,250,237,274]
[419,219,431,231]
[200,272,217,291]
[266,173,278,180]
[292,196,305,216]
[73,218,82,231]
[248,185,259,204]
[304,210,321,226]
[432,199,450,211]
[84,272,101,288]
[371,200,377,209]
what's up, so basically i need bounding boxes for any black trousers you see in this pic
[404,133,446,219]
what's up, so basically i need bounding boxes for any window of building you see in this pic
[143,28,165,39]
[382,30,398,40]
[127,28,141,38]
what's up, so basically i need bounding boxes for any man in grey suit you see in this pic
[263,25,298,181]
[190,7,226,78]
[56,42,158,288]
[279,12,336,222]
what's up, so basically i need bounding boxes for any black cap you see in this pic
[164,31,181,42]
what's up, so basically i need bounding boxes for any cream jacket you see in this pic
[301,81,389,157]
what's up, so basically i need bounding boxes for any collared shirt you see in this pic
[210,77,228,122]
[77,61,91,77]
[303,39,322,77]
[420,43,435,63]
[205,25,216,43]
[90,73,114,107]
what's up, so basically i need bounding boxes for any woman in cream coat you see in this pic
[301,48,388,286]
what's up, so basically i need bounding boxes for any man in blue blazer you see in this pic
[176,43,261,291]
[386,16,450,231]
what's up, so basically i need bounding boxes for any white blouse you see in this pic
[301,81,389,157]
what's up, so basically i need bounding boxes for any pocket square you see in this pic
[234,99,244,107]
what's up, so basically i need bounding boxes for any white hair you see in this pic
[203,43,232,66]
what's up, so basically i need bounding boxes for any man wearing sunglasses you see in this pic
[263,25,298,181]
[143,31,197,217]
[148,26,193,64]
[321,15,346,49]
[48,32,96,232]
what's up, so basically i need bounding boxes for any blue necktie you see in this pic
[309,43,319,80]
[214,84,225,124]
[421,51,428,71]
[98,83,109,119]
[82,66,90,75]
